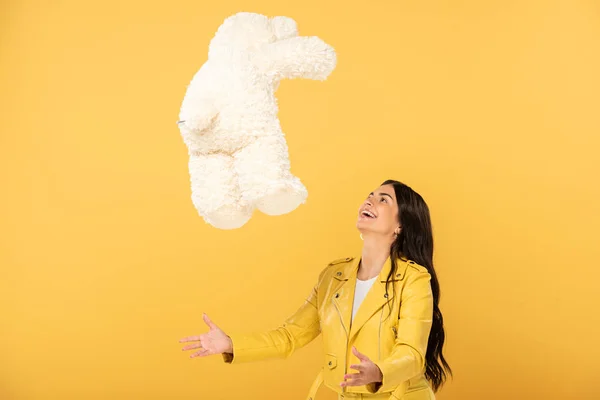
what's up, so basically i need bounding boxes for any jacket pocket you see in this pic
[325,353,337,369]
[322,353,341,390]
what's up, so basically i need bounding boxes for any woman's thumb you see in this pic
[203,313,218,330]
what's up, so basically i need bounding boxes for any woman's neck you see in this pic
[359,235,392,280]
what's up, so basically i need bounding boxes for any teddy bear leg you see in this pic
[234,135,307,216]
[189,153,253,229]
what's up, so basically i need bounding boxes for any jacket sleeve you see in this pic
[367,270,434,393]
[222,271,324,364]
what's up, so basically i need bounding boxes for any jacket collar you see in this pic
[331,253,410,342]
[331,253,410,282]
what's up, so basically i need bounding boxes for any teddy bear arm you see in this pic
[178,97,219,137]
[263,36,336,81]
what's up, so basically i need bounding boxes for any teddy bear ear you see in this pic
[218,12,269,35]
[270,16,298,40]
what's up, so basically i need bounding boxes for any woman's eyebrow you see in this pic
[371,192,393,200]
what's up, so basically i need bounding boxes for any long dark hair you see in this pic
[381,179,452,391]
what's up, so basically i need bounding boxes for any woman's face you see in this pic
[357,184,401,238]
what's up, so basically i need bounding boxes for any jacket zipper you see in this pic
[333,300,348,394]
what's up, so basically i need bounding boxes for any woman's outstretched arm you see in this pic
[222,283,321,364]
[180,268,327,363]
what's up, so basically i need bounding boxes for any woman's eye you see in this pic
[381,198,387,203]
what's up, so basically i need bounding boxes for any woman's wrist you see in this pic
[373,365,383,387]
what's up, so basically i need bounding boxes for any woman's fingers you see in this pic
[349,364,366,372]
[179,335,201,343]
[341,370,363,387]
[181,342,203,351]
[340,377,363,387]
[351,346,370,362]
[190,349,211,358]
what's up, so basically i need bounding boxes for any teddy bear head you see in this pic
[207,12,299,61]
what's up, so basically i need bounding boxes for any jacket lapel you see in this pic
[331,257,360,339]
[347,256,407,342]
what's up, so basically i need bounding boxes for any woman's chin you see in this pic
[356,221,374,232]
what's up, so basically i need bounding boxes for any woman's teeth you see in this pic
[362,211,376,218]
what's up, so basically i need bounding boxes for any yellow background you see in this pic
[1,0,599,399]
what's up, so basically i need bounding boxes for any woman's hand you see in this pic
[179,313,233,358]
[340,346,383,388]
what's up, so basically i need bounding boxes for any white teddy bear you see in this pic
[177,12,337,229]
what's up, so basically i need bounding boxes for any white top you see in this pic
[351,276,378,322]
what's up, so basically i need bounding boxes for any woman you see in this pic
[180,180,452,399]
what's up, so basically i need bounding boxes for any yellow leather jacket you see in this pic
[223,255,435,399]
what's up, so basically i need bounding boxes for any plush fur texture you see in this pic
[177,12,336,229]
